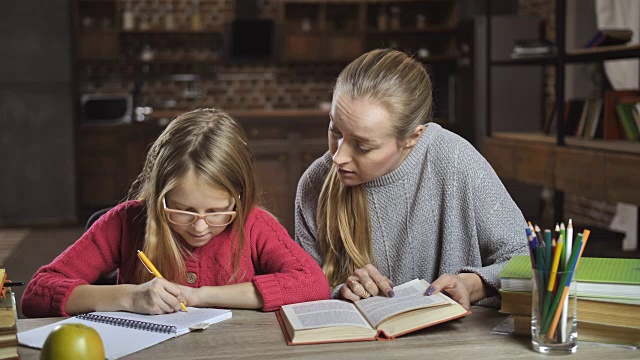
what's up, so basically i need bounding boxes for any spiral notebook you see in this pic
[18,307,231,359]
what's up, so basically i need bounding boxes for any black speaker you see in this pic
[236,0,259,18]
[230,18,274,61]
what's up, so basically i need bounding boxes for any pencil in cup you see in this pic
[540,233,585,338]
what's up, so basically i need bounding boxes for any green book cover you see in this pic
[500,255,640,285]
[498,255,532,279]
[615,102,640,140]
[577,258,640,285]
[500,256,640,300]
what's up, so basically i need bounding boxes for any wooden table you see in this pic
[17,306,638,359]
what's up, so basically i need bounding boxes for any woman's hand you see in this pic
[426,273,491,311]
[129,277,187,314]
[339,264,395,302]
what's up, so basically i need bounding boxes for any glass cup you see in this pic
[531,269,578,354]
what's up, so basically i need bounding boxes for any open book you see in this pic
[18,307,231,359]
[277,279,470,345]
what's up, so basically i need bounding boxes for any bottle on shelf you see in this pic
[190,0,202,31]
[377,5,388,31]
[139,13,151,31]
[416,14,426,30]
[150,0,163,30]
[390,6,401,30]
[122,0,135,31]
[164,0,176,31]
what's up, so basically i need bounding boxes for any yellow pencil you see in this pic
[137,250,188,312]
[547,235,564,293]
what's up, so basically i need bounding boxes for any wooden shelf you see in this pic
[492,55,556,66]
[483,133,640,205]
[119,29,222,35]
[567,43,640,63]
[491,44,640,66]
[493,132,640,154]
[149,108,330,121]
[367,25,458,34]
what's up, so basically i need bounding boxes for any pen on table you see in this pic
[137,250,188,312]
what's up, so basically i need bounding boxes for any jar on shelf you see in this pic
[190,0,202,31]
[301,17,312,32]
[122,1,136,31]
[417,48,430,59]
[165,1,176,31]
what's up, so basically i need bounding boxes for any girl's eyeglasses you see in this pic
[162,197,237,226]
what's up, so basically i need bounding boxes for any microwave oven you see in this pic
[81,94,132,125]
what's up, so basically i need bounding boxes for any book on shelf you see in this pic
[500,290,640,327]
[19,307,231,360]
[499,255,640,301]
[573,98,604,139]
[584,28,633,48]
[615,96,640,141]
[564,99,586,136]
[511,314,640,347]
[276,279,470,345]
[603,90,639,140]
[510,39,555,58]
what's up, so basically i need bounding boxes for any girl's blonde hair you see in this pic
[129,108,257,284]
[317,49,433,287]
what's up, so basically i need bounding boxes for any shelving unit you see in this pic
[483,0,640,222]
[279,0,460,63]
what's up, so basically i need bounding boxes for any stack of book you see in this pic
[499,255,640,347]
[0,270,18,360]
[584,29,633,48]
[511,39,555,58]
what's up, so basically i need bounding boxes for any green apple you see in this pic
[40,323,105,360]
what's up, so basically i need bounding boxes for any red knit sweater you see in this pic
[21,201,330,317]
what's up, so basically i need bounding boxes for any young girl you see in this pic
[22,108,330,317]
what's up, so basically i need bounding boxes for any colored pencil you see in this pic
[542,233,584,336]
[560,219,573,341]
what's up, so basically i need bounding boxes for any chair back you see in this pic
[85,207,118,285]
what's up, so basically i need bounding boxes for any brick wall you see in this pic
[78,0,341,111]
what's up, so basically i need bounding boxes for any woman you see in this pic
[295,49,527,310]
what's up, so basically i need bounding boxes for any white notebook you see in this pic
[18,307,231,359]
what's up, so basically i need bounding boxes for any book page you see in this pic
[355,279,447,328]
[281,299,372,330]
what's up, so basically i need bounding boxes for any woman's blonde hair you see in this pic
[129,108,257,284]
[317,49,433,287]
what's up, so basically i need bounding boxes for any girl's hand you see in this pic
[339,264,394,302]
[177,284,201,307]
[129,278,186,314]
[426,273,489,311]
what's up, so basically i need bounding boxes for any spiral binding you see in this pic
[77,313,177,334]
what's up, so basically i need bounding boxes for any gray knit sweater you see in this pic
[294,123,528,307]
